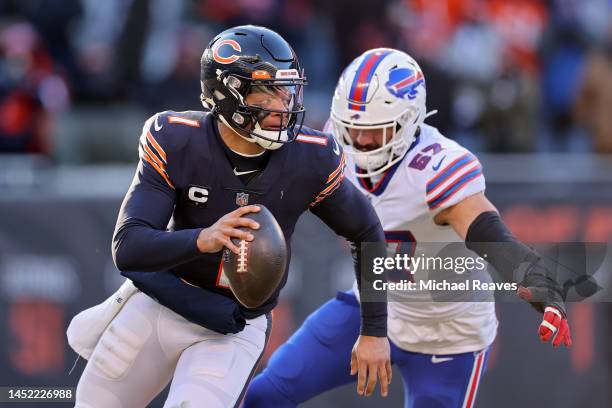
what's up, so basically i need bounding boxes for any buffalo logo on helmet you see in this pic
[385,67,425,100]
[212,39,242,64]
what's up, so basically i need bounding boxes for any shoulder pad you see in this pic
[142,111,206,154]
[422,146,484,211]
[292,127,345,206]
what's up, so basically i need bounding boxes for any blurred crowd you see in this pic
[0,0,611,161]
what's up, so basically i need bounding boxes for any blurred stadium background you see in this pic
[0,0,611,407]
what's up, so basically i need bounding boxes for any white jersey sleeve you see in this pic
[421,143,485,214]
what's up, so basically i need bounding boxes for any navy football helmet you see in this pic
[200,25,307,149]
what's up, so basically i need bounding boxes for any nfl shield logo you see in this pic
[235,192,249,206]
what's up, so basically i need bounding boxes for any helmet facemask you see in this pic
[332,107,423,178]
[204,70,306,150]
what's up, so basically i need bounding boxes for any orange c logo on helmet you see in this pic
[212,39,242,64]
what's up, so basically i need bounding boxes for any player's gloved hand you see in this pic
[517,262,572,348]
[350,335,392,397]
[197,205,260,254]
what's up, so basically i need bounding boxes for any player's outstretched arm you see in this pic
[434,193,572,348]
[306,133,391,396]
[311,177,392,396]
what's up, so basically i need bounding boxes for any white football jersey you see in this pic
[341,123,498,355]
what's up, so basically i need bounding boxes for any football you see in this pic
[223,205,288,308]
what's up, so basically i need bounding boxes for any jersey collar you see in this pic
[208,116,289,193]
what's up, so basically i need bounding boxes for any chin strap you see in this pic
[252,122,287,150]
[218,113,286,150]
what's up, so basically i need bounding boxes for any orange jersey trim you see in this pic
[327,153,346,183]
[146,131,167,163]
[143,143,165,171]
[142,151,175,189]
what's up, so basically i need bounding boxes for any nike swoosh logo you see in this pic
[154,114,163,131]
[233,168,258,176]
[432,155,446,171]
[331,138,340,156]
[431,355,454,364]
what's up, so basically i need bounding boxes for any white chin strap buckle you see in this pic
[252,124,288,150]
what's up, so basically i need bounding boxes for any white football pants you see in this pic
[74,292,270,408]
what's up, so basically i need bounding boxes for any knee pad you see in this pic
[266,342,305,381]
[90,308,152,380]
[243,375,296,408]
[165,340,246,407]
[186,339,237,379]
[305,299,360,346]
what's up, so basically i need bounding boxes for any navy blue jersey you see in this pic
[113,111,386,335]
